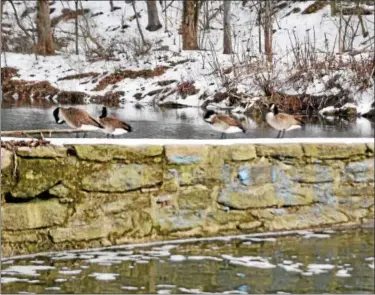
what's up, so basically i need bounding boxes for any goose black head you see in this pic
[204,110,216,122]
[269,103,279,115]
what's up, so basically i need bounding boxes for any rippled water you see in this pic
[1,103,374,138]
[1,228,374,294]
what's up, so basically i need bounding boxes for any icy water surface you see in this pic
[1,228,374,294]
[1,103,374,138]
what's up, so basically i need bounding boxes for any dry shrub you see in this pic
[93,67,166,91]
[51,8,90,27]
[57,72,100,81]
[90,91,122,106]
[301,1,329,14]
[177,81,198,98]
[3,78,58,101]
[56,91,87,104]
[1,67,19,82]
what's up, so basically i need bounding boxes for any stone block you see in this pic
[73,145,163,162]
[218,183,278,209]
[230,144,257,161]
[366,143,374,153]
[178,185,212,210]
[81,163,162,192]
[289,164,336,183]
[50,215,133,243]
[2,231,40,243]
[16,146,67,158]
[11,159,65,198]
[342,159,374,183]
[264,205,349,231]
[238,164,273,186]
[165,145,209,165]
[255,144,304,158]
[333,183,374,198]
[238,220,262,230]
[2,199,68,230]
[302,144,367,159]
[1,148,12,170]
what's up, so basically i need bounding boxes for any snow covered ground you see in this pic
[1,1,374,114]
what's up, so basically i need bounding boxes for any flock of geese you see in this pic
[52,104,305,138]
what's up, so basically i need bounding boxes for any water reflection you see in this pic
[1,229,373,294]
[1,102,374,139]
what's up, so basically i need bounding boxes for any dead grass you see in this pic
[57,72,100,81]
[56,91,87,104]
[90,91,123,106]
[301,1,329,14]
[51,8,90,27]
[93,67,166,91]
[177,81,198,98]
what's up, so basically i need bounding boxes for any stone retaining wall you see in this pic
[1,142,374,257]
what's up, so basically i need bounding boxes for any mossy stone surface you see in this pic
[2,199,68,230]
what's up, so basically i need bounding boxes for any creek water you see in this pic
[1,103,374,139]
[1,228,374,294]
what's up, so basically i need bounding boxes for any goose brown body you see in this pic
[99,107,132,136]
[204,110,246,138]
[53,107,103,130]
[266,104,305,138]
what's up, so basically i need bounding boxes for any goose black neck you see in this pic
[100,107,107,119]
[273,106,279,115]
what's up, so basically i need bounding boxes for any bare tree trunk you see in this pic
[263,0,272,62]
[182,0,199,50]
[204,0,209,30]
[258,1,262,53]
[163,0,168,32]
[131,0,146,45]
[109,0,114,11]
[75,0,79,54]
[146,0,162,31]
[223,0,232,54]
[330,0,337,16]
[356,0,368,37]
[338,0,342,53]
[35,0,55,55]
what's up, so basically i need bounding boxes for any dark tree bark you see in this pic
[223,0,232,54]
[146,0,162,31]
[263,0,272,62]
[75,0,79,54]
[182,0,199,50]
[35,0,55,55]
[109,0,114,11]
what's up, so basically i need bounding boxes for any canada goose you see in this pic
[53,107,103,137]
[204,110,246,139]
[266,104,305,138]
[99,106,133,138]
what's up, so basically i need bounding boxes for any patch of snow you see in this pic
[45,287,60,291]
[170,255,186,262]
[303,233,331,239]
[55,278,67,283]
[278,263,303,273]
[335,269,351,277]
[1,137,373,147]
[222,255,276,269]
[1,277,29,284]
[178,287,202,294]
[88,272,119,281]
[121,286,139,291]
[2,265,55,277]
[187,256,223,262]
[58,269,82,275]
